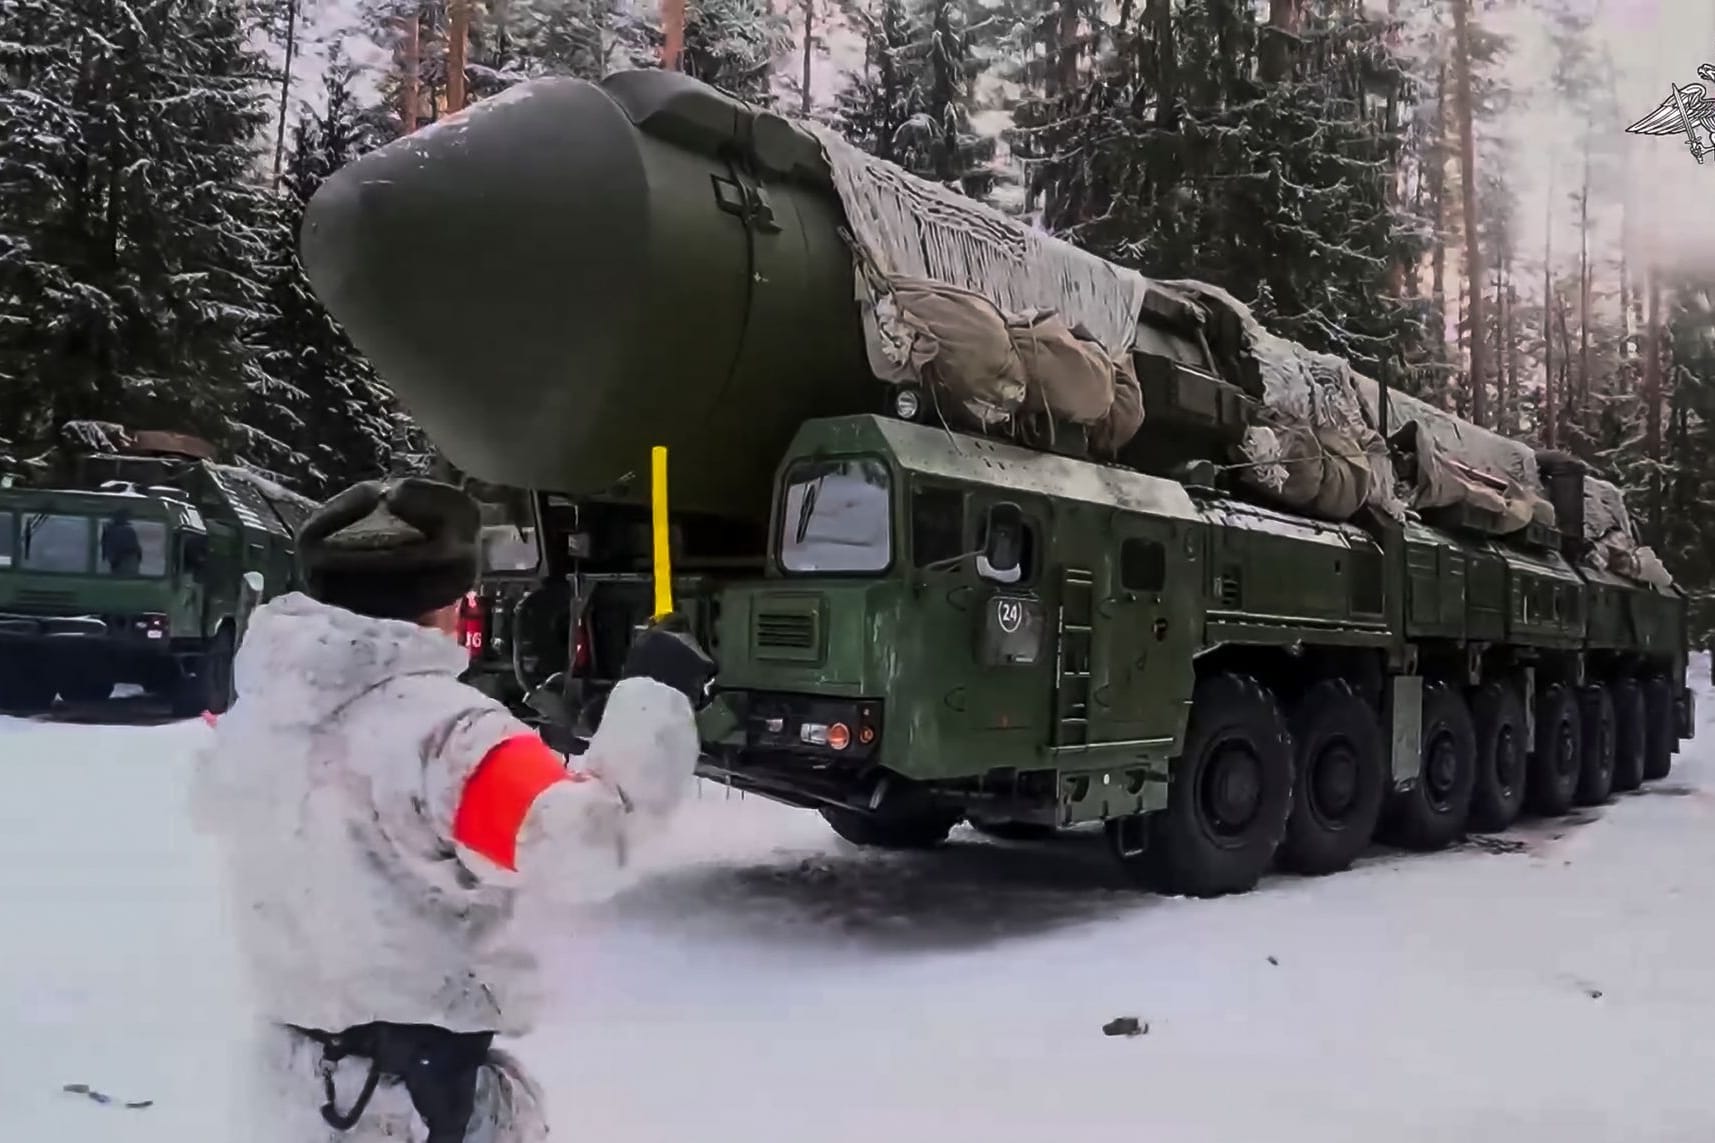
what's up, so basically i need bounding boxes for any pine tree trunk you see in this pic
[662,0,686,70]
[1506,282,1520,434]
[929,2,957,183]
[1556,292,1574,445]
[1493,257,1506,430]
[801,0,815,116]
[448,0,469,113]
[1451,0,1487,426]
[1385,0,1405,296]
[1057,0,1080,94]
[1430,59,1448,383]
[1578,139,1592,442]
[273,0,300,184]
[1645,268,1663,535]
[401,5,421,134]
[1262,0,1304,83]
[1542,181,1554,448]
[1150,0,1177,129]
[1620,226,1631,381]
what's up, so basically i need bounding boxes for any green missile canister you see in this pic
[300,69,874,517]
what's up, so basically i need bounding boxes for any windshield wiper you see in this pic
[794,478,825,545]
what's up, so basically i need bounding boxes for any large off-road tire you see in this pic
[1468,680,1528,832]
[967,817,1057,842]
[1527,683,1582,816]
[1575,684,1617,806]
[1277,679,1385,876]
[820,805,962,850]
[1642,676,1675,781]
[1380,681,1476,852]
[0,661,55,714]
[172,627,236,719]
[1117,673,1293,898]
[1610,678,1647,792]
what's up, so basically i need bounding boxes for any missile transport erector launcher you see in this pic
[303,69,1693,897]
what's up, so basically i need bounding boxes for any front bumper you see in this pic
[0,611,173,652]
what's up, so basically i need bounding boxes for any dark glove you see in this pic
[620,613,715,709]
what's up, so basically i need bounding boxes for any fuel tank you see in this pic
[300,69,874,518]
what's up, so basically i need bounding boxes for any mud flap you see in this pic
[1678,686,1695,741]
[1388,675,1422,791]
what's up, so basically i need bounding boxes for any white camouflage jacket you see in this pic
[191,592,698,1037]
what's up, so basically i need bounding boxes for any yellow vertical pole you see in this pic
[651,446,673,619]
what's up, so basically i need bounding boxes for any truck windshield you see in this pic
[778,457,892,574]
[14,512,170,576]
[480,524,539,573]
[95,513,169,576]
[21,513,93,573]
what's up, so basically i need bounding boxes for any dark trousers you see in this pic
[290,1022,495,1143]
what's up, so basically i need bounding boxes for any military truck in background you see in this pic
[0,425,310,716]
[448,474,549,713]
[300,69,1693,898]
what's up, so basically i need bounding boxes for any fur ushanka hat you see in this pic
[297,478,481,621]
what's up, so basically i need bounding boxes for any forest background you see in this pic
[3,0,1714,631]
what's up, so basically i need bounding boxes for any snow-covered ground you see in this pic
[5,661,1715,1142]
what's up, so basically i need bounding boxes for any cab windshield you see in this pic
[778,457,892,574]
[13,510,170,576]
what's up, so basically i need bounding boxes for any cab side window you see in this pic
[1119,537,1166,592]
[911,485,965,567]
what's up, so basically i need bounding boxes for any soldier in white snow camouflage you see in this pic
[193,477,714,1142]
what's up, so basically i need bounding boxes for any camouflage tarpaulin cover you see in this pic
[806,124,1150,368]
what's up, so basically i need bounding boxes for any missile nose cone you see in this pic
[294,68,871,517]
[297,79,651,486]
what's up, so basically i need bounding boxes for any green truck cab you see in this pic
[301,69,1693,898]
[0,430,309,716]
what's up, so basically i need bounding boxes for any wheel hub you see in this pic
[1200,743,1264,837]
[1311,741,1359,821]
[1556,721,1577,779]
[1425,732,1460,808]
[1494,726,1520,796]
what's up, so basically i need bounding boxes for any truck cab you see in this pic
[0,435,307,716]
[510,414,1203,838]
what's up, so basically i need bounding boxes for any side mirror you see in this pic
[241,570,265,599]
[981,503,1025,576]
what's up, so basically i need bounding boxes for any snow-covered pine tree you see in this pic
[834,0,994,195]
[991,0,1102,220]
[1018,0,1425,378]
[1659,279,1715,635]
[476,0,622,83]
[245,52,402,496]
[834,0,920,160]
[0,0,278,453]
[610,0,788,101]
[680,0,791,102]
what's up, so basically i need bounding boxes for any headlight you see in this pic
[800,721,852,751]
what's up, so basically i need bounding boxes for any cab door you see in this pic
[905,482,1054,771]
[1087,513,1197,750]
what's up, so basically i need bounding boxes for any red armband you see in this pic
[451,734,588,871]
